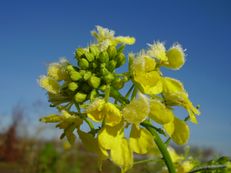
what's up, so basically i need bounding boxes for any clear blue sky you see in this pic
[0,1,231,155]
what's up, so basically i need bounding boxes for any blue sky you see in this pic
[0,1,231,155]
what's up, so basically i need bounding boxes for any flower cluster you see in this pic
[39,26,200,173]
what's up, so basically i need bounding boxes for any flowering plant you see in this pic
[38,26,230,173]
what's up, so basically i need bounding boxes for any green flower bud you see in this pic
[70,71,82,81]
[68,82,78,91]
[89,45,100,56]
[99,85,107,91]
[66,65,75,72]
[108,60,117,71]
[78,58,89,69]
[116,53,126,67]
[91,62,97,69]
[79,70,86,76]
[88,76,101,88]
[104,73,115,84]
[89,89,98,101]
[100,67,109,76]
[84,52,95,62]
[75,48,85,59]
[112,77,124,89]
[74,92,87,103]
[99,51,109,63]
[83,71,92,80]
[107,45,117,58]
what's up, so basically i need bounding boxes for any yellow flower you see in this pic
[149,99,174,124]
[86,99,122,126]
[177,161,194,173]
[98,122,133,173]
[129,125,155,154]
[91,25,135,50]
[162,77,200,123]
[164,117,190,145]
[38,75,60,94]
[40,110,82,144]
[163,43,185,70]
[78,129,108,171]
[147,41,168,61]
[130,54,162,95]
[47,58,69,81]
[122,93,149,125]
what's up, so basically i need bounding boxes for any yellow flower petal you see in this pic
[163,121,175,136]
[167,147,183,163]
[104,102,122,126]
[110,138,133,173]
[149,99,174,124]
[147,41,168,61]
[164,117,190,145]
[98,122,124,150]
[163,77,186,96]
[131,55,163,95]
[40,114,64,123]
[164,43,185,70]
[163,77,200,123]
[78,129,108,159]
[115,36,136,45]
[178,161,194,173]
[122,93,149,125]
[144,56,156,72]
[130,125,155,154]
[86,99,105,122]
[38,75,60,94]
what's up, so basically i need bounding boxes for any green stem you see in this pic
[74,103,94,131]
[134,159,156,165]
[141,121,176,173]
[131,86,137,100]
[125,84,134,99]
[104,85,110,102]
[189,165,226,173]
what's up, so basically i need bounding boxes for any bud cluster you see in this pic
[62,44,127,104]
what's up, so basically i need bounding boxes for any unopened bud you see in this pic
[70,71,82,81]
[75,48,85,59]
[104,73,115,84]
[84,52,95,62]
[99,85,107,91]
[107,45,117,58]
[75,92,87,103]
[83,71,92,80]
[100,67,109,76]
[116,53,126,67]
[112,77,124,89]
[89,45,100,56]
[99,51,109,63]
[91,62,97,69]
[78,58,89,69]
[88,76,101,88]
[66,65,75,72]
[108,60,117,71]
[68,82,78,91]
[89,89,98,101]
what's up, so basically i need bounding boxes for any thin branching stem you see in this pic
[189,164,227,173]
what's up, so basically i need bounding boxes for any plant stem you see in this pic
[74,103,94,131]
[125,84,134,99]
[134,159,156,165]
[141,121,176,173]
[189,165,226,173]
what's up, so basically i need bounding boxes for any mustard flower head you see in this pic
[38,26,200,172]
